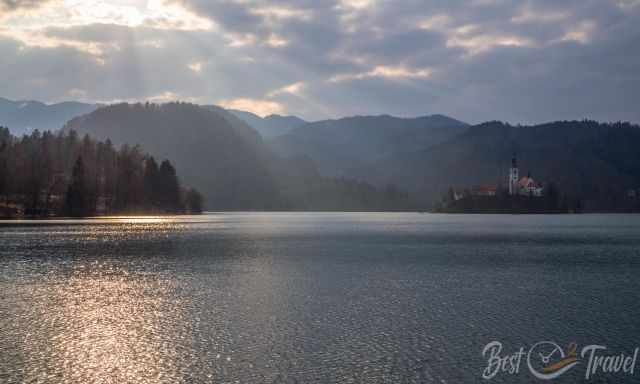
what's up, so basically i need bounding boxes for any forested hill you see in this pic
[349,120,640,211]
[0,127,202,217]
[228,109,307,138]
[63,103,416,211]
[64,102,282,210]
[268,114,469,177]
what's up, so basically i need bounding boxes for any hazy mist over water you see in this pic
[2,213,640,383]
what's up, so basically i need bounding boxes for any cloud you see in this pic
[188,61,204,73]
[337,0,376,11]
[0,0,638,124]
[446,30,536,56]
[267,81,305,97]
[67,87,87,98]
[418,14,452,30]
[218,97,284,116]
[0,0,49,11]
[265,33,288,47]
[616,0,640,9]
[558,20,597,44]
[329,65,432,83]
[1,0,212,30]
[250,5,313,21]
[510,6,570,24]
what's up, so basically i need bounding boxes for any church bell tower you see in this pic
[508,154,519,196]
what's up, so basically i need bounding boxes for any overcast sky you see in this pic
[1,0,638,123]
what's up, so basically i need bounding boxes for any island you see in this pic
[435,155,582,214]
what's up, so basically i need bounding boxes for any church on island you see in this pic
[507,155,544,197]
[453,154,545,201]
[441,154,568,213]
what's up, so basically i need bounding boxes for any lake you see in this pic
[1,213,640,383]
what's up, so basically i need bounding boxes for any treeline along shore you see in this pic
[0,127,203,218]
[434,185,583,214]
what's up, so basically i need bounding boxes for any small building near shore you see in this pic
[472,185,497,197]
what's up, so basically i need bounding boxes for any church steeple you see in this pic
[508,153,519,196]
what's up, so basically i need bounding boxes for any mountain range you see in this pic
[62,102,414,210]
[227,109,307,137]
[0,97,306,139]
[3,96,640,211]
[0,97,98,136]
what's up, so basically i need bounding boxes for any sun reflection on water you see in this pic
[101,216,178,224]
[5,262,190,384]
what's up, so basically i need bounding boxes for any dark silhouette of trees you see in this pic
[23,130,48,213]
[114,144,145,212]
[184,188,204,213]
[143,156,160,208]
[0,127,9,205]
[96,138,117,212]
[64,156,89,217]
[158,160,181,212]
[438,181,575,213]
[545,182,560,211]
[142,156,184,212]
[0,128,203,217]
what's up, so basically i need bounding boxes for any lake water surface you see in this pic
[2,213,640,383]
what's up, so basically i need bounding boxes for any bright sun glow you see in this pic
[217,98,285,117]
[0,0,215,69]
[0,0,213,50]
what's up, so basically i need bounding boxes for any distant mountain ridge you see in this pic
[0,97,98,135]
[228,109,307,137]
[268,114,469,177]
[0,96,308,139]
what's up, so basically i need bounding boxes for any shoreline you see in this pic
[6,210,640,221]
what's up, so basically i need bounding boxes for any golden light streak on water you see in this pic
[100,216,177,224]
[13,263,187,383]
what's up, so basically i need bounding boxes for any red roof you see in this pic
[518,177,540,188]
[473,184,497,192]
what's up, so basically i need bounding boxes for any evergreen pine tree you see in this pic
[143,156,160,209]
[158,160,181,212]
[64,156,88,217]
